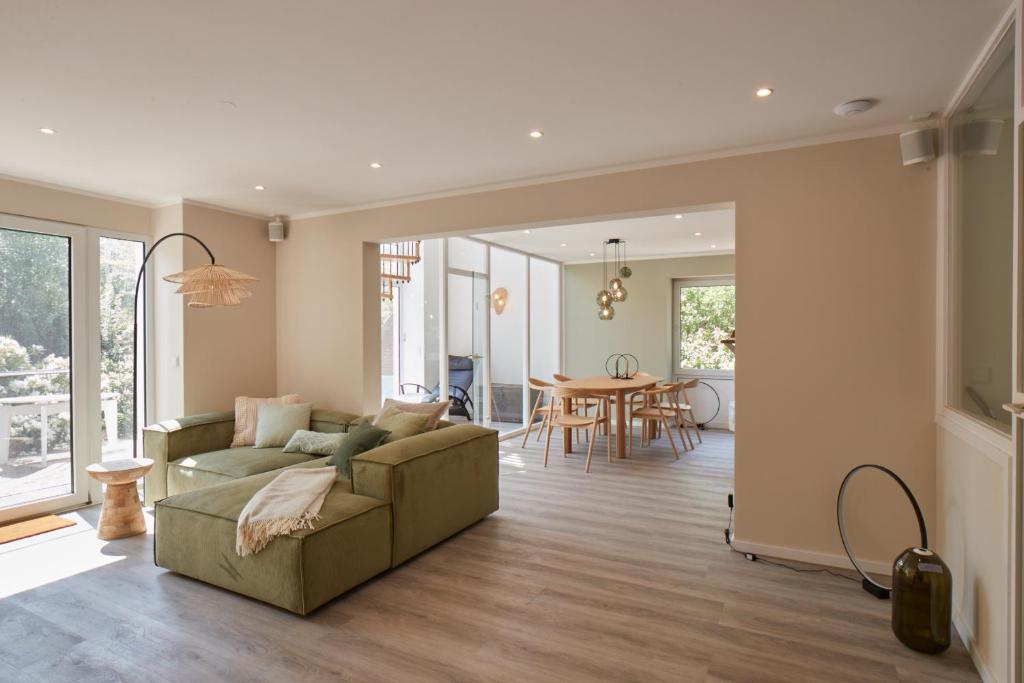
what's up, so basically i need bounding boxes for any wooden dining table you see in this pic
[555,374,661,459]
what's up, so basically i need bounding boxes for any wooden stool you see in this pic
[86,458,154,540]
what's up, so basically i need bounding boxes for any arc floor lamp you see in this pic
[131,232,257,459]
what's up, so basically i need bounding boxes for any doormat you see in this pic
[0,515,76,544]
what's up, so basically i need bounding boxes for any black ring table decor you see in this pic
[605,353,639,379]
[836,464,927,600]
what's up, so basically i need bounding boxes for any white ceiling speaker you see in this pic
[899,129,936,166]
[268,218,285,242]
[833,99,876,117]
[957,119,1004,157]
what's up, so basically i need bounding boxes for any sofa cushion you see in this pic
[167,447,321,497]
[376,407,432,443]
[328,422,389,476]
[253,402,312,448]
[283,430,346,456]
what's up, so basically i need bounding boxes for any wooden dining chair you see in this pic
[661,381,696,451]
[544,387,611,473]
[626,386,682,460]
[677,378,703,445]
[552,374,602,440]
[522,377,557,446]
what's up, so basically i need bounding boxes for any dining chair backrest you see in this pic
[552,373,573,383]
[528,377,552,391]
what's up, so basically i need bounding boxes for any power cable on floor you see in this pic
[724,502,859,584]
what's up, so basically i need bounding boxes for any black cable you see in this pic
[724,506,859,584]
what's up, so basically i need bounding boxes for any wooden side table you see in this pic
[86,458,154,540]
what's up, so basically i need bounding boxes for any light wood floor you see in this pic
[0,429,979,682]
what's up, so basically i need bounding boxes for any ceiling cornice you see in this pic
[289,123,908,221]
[0,172,157,209]
[179,198,276,222]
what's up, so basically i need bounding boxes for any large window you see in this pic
[673,277,735,373]
[0,215,147,521]
[947,26,1013,433]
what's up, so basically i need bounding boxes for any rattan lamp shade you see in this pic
[162,263,258,308]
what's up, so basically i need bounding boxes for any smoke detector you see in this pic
[833,99,876,117]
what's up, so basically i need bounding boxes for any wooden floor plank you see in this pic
[0,430,978,682]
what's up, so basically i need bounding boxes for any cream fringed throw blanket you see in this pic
[236,467,337,557]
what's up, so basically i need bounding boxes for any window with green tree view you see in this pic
[673,278,735,372]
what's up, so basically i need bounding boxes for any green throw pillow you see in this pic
[376,407,432,443]
[328,422,389,476]
[253,402,312,448]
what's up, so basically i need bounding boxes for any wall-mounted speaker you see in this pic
[268,219,285,242]
[899,129,936,166]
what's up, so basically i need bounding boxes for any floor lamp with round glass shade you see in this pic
[131,232,258,459]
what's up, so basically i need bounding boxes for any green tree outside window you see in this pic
[678,284,735,370]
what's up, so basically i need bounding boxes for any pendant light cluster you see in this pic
[596,238,631,320]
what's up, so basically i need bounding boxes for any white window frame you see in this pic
[0,213,150,523]
[671,275,736,380]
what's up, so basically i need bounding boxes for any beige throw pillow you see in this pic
[373,398,450,431]
[231,394,301,447]
[375,406,433,443]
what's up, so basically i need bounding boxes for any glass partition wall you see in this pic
[947,27,1014,432]
[383,236,561,437]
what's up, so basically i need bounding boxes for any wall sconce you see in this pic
[491,287,508,315]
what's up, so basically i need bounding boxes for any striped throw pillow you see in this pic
[231,394,301,447]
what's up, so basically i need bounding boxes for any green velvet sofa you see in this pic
[144,409,499,614]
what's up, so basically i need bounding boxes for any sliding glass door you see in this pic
[0,214,147,522]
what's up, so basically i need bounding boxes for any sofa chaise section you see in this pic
[155,469,390,615]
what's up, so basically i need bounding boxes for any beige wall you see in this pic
[564,254,735,380]
[0,177,150,236]
[280,133,937,565]
[179,203,277,414]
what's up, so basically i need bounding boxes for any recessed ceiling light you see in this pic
[694,232,702,237]
[529,130,544,139]
[560,243,567,247]
[756,87,774,98]
[589,252,596,257]
[370,162,383,169]
[38,127,56,135]
[254,185,265,191]
[522,229,531,234]
[674,214,683,219]
[710,244,717,248]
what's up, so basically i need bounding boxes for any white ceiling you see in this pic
[478,207,735,263]
[0,1,1008,217]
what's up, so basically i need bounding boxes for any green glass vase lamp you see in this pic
[837,464,952,654]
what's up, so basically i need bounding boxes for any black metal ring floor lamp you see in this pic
[131,232,257,459]
[836,463,928,599]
